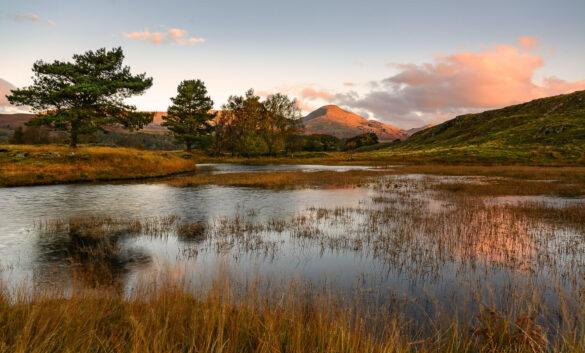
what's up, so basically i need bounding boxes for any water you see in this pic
[195,163,386,174]
[0,180,375,288]
[1,166,584,331]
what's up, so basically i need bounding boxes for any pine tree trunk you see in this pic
[70,131,78,148]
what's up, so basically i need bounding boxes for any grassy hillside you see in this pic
[370,90,585,164]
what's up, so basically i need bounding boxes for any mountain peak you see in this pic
[303,106,409,141]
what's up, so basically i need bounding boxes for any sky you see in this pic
[1,0,584,128]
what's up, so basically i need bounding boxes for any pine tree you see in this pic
[7,47,153,148]
[162,80,216,151]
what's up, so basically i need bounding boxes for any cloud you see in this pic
[12,13,54,25]
[122,27,205,46]
[295,101,316,112]
[337,37,585,128]
[517,36,538,51]
[300,88,333,100]
[256,84,333,114]
[343,82,356,87]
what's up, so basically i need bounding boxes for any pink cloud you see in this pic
[295,100,316,113]
[13,13,54,25]
[300,88,333,100]
[122,27,205,46]
[517,36,538,51]
[343,82,356,87]
[339,37,585,128]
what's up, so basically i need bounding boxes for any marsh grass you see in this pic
[0,145,196,187]
[1,269,584,353]
[4,171,585,352]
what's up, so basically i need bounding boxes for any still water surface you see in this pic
[1,164,584,327]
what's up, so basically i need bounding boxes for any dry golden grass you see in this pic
[0,145,196,186]
[1,273,582,353]
[0,273,406,353]
[167,169,385,188]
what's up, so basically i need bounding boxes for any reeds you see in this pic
[3,169,585,352]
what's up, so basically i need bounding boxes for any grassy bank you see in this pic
[196,148,585,167]
[0,145,196,187]
[167,169,385,188]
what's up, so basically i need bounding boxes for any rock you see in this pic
[538,125,566,135]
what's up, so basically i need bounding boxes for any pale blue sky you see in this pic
[1,0,584,127]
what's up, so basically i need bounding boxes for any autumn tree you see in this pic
[216,89,304,157]
[219,89,266,157]
[162,80,216,151]
[262,93,303,156]
[6,47,153,148]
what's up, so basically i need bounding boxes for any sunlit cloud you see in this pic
[295,100,316,112]
[517,36,538,51]
[122,27,205,46]
[337,37,585,128]
[300,88,333,100]
[12,13,55,25]
[343,82,356,87]
[256,84,333,114]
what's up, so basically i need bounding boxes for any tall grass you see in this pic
[2,270,585,353]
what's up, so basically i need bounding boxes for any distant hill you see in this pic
[0,113,34,142]
[304,105,409,141]
[381,90,585,164]
[0,112,168,134]
[406,124,434,135]
[0,113,33,130]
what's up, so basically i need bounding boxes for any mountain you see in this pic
[406,124,435,135]
[0,112,168,134]
[304,105,409,141]
[385,90,585,163]
[0,113,33,130]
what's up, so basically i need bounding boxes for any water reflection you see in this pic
[0,171,584,332]
[0,182,373,287]
[195,163,385,174]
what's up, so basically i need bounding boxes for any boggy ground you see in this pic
[2,172,585,352]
